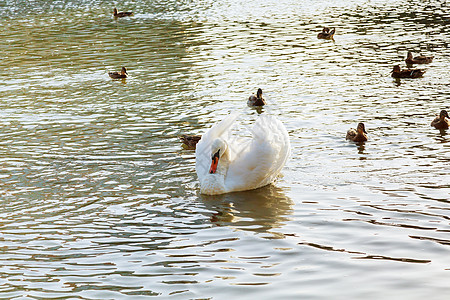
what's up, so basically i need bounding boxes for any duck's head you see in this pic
[392,65,401,73]
[440,110,449,119]
[322,27,330,33]
[406,51,413,59]
[113,8,118,14]
[256,88,263,99]
[209,138,227,174]
[357,123,367,134]
[121,67,128,75]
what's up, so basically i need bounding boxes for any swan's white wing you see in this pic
[195,112,239,179]
[225,115,290,192]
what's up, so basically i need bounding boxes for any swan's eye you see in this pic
[211,149,220,160]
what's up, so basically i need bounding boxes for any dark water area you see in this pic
[0,0,449,298]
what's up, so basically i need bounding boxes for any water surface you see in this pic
[1,0,449,299]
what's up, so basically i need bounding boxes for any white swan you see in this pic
[195,112,290,195]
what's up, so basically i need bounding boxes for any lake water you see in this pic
[1,0,449,299]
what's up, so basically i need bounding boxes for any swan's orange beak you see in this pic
[209,150,220,174]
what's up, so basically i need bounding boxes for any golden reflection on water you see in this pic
[1,0,450,298]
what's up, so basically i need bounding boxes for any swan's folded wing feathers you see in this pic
[257,115,290,182]
[225,115,290,192]
[261,116,290,183]
[225,139,275,191]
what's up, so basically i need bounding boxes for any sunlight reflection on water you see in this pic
[0,0,449,298]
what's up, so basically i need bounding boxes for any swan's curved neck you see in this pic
[217,147,230,173]
[200,149,230,195]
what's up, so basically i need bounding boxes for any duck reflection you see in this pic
[250,105,264,115]
[438,129,447,137]
[434,128,448,142]
[357,142,366,155]
[200,185,293,237]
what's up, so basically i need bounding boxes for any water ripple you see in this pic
[1,0,450,298]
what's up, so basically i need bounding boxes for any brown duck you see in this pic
[180,135,202,150]
[405,51,433,64]
[346,123,368,142]
[108,67,128,79]
[247,88,266,106]
[391,65,425,78]
[431,110,449,130]
[317,27,335,40]
[113,8,133,18]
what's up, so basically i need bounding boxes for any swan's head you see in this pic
[209,138,227,174]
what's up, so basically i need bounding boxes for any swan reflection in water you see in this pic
[200,185,293,238]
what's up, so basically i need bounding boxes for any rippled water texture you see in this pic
[1,0,449,298]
